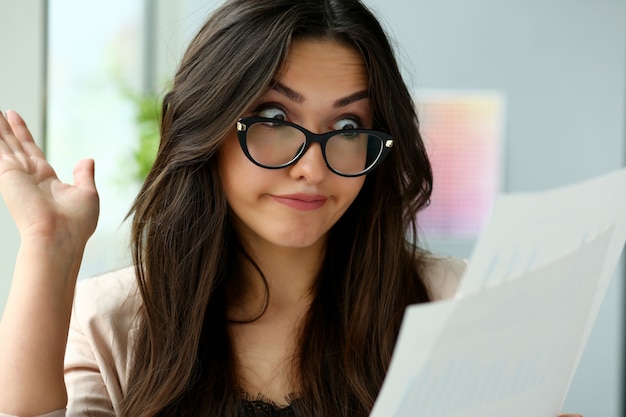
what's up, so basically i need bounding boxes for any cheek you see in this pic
[218,133,242,167]
[336,176,366,210]
[218,136,279,215]
[218,135,250,191]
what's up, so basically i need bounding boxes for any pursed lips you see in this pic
[271,193,328,211]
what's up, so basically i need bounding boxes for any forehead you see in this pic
[276,38,369,95]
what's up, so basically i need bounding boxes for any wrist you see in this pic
[14,234,88,299]
[19,231,89,263]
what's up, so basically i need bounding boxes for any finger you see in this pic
[6,110,45,159]
[6,110,33,141]
[0,109,12,135]
[73,158,97,190]
[6,110,38,144]
[0,110,22,152]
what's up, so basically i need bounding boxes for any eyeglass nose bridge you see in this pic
[288,127,337,168]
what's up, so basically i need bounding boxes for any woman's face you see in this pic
[218,38,371,252]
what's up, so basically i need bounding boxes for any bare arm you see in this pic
[0,110,99,415]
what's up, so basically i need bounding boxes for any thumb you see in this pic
[73,158,96,190]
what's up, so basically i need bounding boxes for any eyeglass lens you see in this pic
[245,122,383,175]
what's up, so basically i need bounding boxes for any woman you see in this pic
[0,0,582,416]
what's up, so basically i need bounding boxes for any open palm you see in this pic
[0,110,99,246]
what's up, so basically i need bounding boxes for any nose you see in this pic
[289,142,328,183]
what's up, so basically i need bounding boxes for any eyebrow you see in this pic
[272,81,369,108]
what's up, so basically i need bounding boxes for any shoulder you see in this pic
[71,266,141,353]
[73,266,140,323]
[420,255,467,301]
[65,267,141,413]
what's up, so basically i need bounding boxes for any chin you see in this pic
[275,238,322,250]
[270,230,327,250]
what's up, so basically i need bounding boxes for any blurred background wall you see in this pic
[0,0,46,344]
[0,0,624,415]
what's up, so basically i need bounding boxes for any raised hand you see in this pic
[0,109,99,245]
[0,109,100,415]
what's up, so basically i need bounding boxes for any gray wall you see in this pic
[0,0,46,317]
[362,0,625,415]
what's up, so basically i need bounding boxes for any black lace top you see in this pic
[242,399,296,417]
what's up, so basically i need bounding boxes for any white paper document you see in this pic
[371,168,626,417]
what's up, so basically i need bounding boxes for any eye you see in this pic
[257,106,287,120]
[333,117,360,131]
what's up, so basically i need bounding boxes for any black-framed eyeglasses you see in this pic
[236,117,394,177]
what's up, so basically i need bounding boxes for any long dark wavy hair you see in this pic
[122,0,433,416]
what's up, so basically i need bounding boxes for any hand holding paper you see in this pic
[372,168,626,417]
